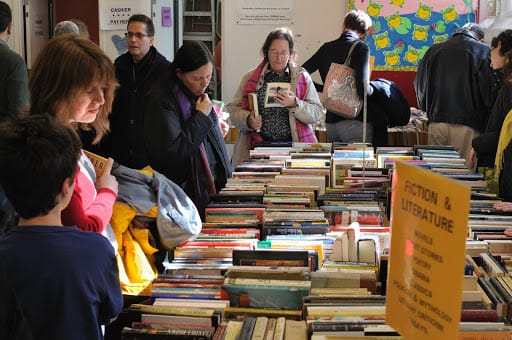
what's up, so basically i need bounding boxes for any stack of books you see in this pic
[331,143,377,188]
[120,302,222,339]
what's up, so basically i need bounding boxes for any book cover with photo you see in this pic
[264,82,291,108]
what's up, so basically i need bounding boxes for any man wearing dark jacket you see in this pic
[414,23,498,168]
[99,14,170,169]
[303,10,374,143]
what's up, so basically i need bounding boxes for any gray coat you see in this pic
[0,40,29,118]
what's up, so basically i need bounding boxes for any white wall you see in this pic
[152,0,176,60]
[25,0,50,68]
[221,0,347,103]
[4,0,24,58]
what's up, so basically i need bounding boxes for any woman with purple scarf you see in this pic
[143,41,232,220]
[230,27,324,167]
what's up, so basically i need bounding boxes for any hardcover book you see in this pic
[220,282,309,309]
[248,92,259,117]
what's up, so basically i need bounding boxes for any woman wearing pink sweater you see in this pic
[28,34,118,233]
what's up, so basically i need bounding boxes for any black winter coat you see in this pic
[414,31,497,133]
[101,46,170,169]
[143,69,232,217]
[472,83,512,167]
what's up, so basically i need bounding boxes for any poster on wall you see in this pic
[349,0,477,71]
[99,0,145,30]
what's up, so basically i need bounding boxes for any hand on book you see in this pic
[275,89,297,108]
[95,157,118,195]
[247,112,262,131]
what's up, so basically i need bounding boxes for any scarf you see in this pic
[241,60,316,149]
[495,108,512,185]
[174,83,216,212]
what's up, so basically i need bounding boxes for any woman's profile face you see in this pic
[178,62,213,97]
[70,80,106,123]
[267,38,291,74]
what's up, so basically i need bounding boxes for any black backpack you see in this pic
[369,78,410,127]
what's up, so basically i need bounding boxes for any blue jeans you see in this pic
[326,120,373,143]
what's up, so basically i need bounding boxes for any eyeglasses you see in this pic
[269,50,290,58]
[124,32,148,39]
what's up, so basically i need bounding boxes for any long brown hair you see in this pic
[29,34,117,143]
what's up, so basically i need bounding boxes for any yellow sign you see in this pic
[386,161,470,339]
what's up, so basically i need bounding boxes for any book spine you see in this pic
[224,277,310,287]
[224,321,243,340]
[272,317,286,340]
[460,309,499,322]
[251,316,269,340]
[129,304,214,317]
[236,316,257,340]
[121,326,212,339]
[263,318,277,340]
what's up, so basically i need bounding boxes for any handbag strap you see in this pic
[344,41,360,66]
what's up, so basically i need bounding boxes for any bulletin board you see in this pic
[349,0,478,71]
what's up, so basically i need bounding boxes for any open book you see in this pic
[264,82,291,108]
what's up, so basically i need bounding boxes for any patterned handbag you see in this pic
[321,41,362,119]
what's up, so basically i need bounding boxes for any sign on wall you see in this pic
[349,0,477,71]
[236,0,295,25]
[99,0,145,30]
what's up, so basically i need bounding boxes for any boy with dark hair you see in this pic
[0,115,123,340]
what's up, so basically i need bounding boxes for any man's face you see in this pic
[126,21,154,63]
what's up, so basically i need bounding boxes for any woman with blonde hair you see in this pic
[28,33,118,233]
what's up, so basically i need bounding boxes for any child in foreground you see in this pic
[0,115,122,340]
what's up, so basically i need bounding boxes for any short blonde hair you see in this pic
[29,34,117,143]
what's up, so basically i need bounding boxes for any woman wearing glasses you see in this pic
[230,27,323,166]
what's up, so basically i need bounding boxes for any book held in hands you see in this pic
[265,82,291,108]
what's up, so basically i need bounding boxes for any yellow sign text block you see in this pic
[386,161,470,339]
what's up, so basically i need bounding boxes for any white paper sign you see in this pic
[99,0,145,30]
[236,0,295,25]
